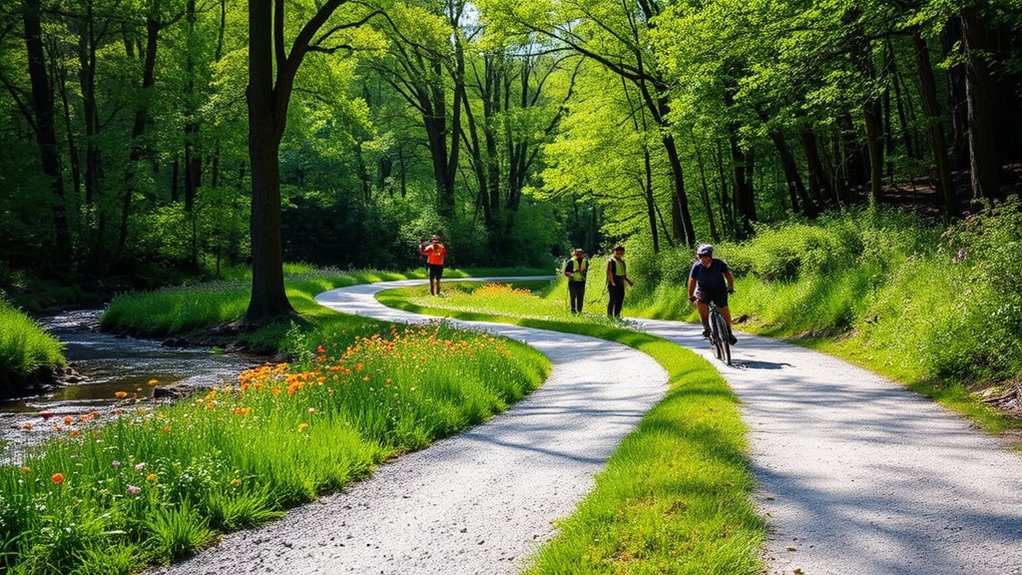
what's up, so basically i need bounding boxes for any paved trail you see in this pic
[634,317,1022,575]
[157,278,1022,575]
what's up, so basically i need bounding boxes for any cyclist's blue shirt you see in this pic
[689,259,730,290]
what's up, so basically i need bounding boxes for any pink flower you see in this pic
[134,463,145,472]
[127,485,140,496]
[112,460,121,469]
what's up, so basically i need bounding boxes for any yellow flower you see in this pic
[231,478,241,487]
[20,466,30,474]
[148,379,159,386]
[297,423,309,433]
[114,391,128,399]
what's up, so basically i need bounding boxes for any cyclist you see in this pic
[687,244,737,344]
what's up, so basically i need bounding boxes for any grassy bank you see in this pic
[377,283,763,574]
[0,295,65,395]
[100,265,549,351]
[1,312,549,574]
[622,203,1022,435]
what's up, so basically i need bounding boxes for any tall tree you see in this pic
[245,0,378,322]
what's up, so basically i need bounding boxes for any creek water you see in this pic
[1,309,258,453]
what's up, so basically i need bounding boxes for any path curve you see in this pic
[153,278,667,575]
[633,317,1022,575]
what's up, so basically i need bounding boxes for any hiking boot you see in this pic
[728,333,738,345]
[701,328,711,338]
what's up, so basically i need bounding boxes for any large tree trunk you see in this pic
[960,6,1002,201]
[22,0,71,268]
[911,31,957,218]
[245,0,293,323]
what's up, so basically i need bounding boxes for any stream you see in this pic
[1,309,259,454]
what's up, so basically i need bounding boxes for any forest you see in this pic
[2,0,1021,315]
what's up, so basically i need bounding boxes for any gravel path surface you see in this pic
[634,317,1022,575]
[154,278,1022,575]
[153,278,667,575]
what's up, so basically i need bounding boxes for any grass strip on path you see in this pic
[377,282,763,574]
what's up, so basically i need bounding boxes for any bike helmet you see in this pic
[696,244,713,257]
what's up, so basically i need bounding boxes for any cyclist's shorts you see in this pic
[695,287,728,308]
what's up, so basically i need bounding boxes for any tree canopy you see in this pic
[2,0,1021,309]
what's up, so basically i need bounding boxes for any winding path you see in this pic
[154,278,668,575]
[156,278,1022,575]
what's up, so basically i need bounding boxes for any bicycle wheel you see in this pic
[712,311,731,365]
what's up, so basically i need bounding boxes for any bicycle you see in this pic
[706,300,731,366]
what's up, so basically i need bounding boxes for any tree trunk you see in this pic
[245,0,293,323]
[960,5,1002,201]
[692,137,720,242]
[862,97,884,206]
[799,128,834,204]
[769,128,816,217]
[911,31,957,218]
[728,130,754,237]
[943,19,970,171]
[23,0,71,268]
[642,149,659,253]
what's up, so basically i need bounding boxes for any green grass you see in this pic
[100,266,551,349]
[0,295,65,394]
[1,313,549,574]
[377,282,763,574]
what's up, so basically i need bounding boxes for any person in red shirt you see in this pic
[420,235,447,295]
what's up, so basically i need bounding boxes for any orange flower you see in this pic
[163,426,171,433]
[51,473,64,484]
[356,363,365,372]
[146,473,157,482]
[69,430,80,438]
[63,416,73,425]
[231,478,241,487]
[114,391,128,399]
[20,422,32,431]
[316,345,326,354]
[232,407,251,416]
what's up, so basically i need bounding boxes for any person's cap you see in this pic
[574,248,584,254]
[612,245,625,252]
[432,235,440,241]
[696,244,713,256]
